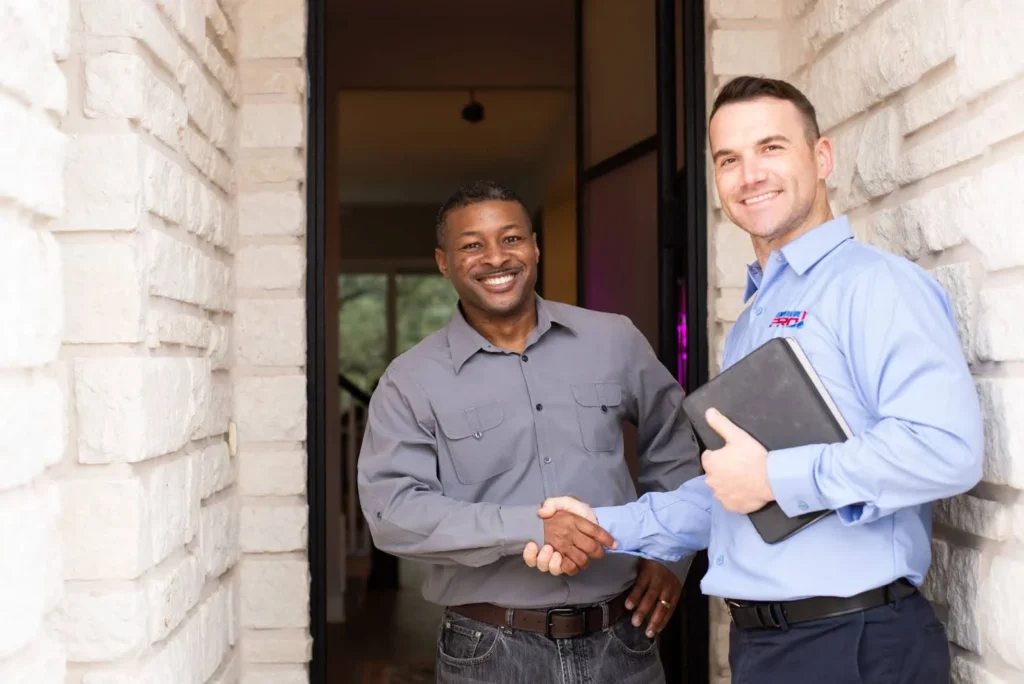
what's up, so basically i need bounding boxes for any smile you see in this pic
[742,190,781,205]
[476,270,520,292]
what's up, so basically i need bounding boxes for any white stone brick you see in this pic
[238,191,305,236]
[201,441,235,500]
[50,582,147,662]
[240,104,304,149]
[61,134,142,232]
[801,0,889,53]
[975,379,1024,489]
[961,156,1024,272]
[951,655,1015,684]
[921,538,950,604]
[183,125,233,192]
[0,1,67,114]
[714,221,754,289]
[235,376,307,443]
[240,557,309,629]
[241,66,305,95]
[147,230,232,312]
[209,649,241,684]
[1015,503,1024,546]
[980,556,1024,669]
[146,310,213,349]
[236,245,305,291]
[84,53,186,150]
[935,494,1011,541]
[806,0,956,130]
[156,0,205,53]
[74,357,210,464]
[930,263,976,363]
[142,147,186,225]
[714,292,748,324]
[0,485,58,658]
[0,94,67,218]
[977,284,1024,362]
[61,240,146,344]
[0,632,66,684]
[200,494,241,580]
[236,156,305,185]
[203,37,241,105]
[209,322,232,370]
[81,0,184,75]
[869,206,924,262]
[238,450,306,497]
[196,375,232,440]
[208,0,236,58]
[957,0,1024,99]
[240,629,311,664]
[711,30,784,77]
[145,550,203,643]
[60,477,146,580]
[140,454,198,563]
[242,666,308,684]
[199,584,233,682]
[178,59,234,152]
[933,542,982,652]
[0,209,63,368]
[710,0,785,19]
[0,369,64,491]
[899,68,963,135]
[235,299,305,367]
[241,501,307,553]
[238,0,306,59]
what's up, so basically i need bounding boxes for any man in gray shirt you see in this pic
[357,180,702,683]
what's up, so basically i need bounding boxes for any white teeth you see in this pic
[743,191,780,205]
[482,273,515,286]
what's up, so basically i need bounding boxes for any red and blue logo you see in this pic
[770,310,807,328]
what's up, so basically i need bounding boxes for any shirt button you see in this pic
[754,306,763,315]
[521,354,529,362]
[600,405,608,413]
[776,253,785,262]
[536,403,543,411]
[798,501,809,511]
[543,457,552,464]
[716,555,724,566]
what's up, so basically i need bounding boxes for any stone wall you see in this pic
[0,0,70,680]
[706,0,1024,682]
[235,0,312,681]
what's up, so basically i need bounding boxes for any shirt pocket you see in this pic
[570,382,623,453]
[435,402,516,485]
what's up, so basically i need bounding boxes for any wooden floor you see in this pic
[327,561,443,683]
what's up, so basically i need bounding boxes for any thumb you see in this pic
[539,496,579,519]
[705,408,744,444]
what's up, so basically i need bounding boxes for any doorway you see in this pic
[306,1,709,682]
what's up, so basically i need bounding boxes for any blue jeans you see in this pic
[435,610,667,684]
[729,592,950,684]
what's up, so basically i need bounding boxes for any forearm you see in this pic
[594,477,712,563]
[363,486,544,566]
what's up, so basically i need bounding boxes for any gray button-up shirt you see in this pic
[357,296,701,608]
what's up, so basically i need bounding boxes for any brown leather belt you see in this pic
[726,578,918,630]
[447,591,630,639]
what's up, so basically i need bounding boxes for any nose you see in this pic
[481,240,511,267]
[740,157,768,187]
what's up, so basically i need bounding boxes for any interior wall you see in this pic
[339,204,439,263]
[541,162,578,305]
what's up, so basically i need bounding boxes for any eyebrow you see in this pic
[454,223,523,240]
[712,135,792,162]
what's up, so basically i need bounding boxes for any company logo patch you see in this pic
[770,310,807,328]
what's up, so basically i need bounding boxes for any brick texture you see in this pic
[706,0,1024,680]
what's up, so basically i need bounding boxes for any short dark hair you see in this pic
[435,180,531,247]
[710,76,821,143]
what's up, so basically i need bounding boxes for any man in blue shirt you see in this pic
[523,76,984,683]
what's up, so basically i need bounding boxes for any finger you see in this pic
[557,553,580,576]
[645,595,675,638]
[537,498,560,518]
[571,528,605,560]
[550,552,565,576]
[705,408,745,444]
[700,450,714,472]
[560,543,591,571]
[574,518,617,550]
[626,569,651,611]
[633,579,664,629]
[523,542,539,567]
[537,544,554,573]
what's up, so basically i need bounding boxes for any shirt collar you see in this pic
[743,215,853,301]
[446,294,576,373]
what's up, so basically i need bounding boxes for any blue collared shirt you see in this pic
[595,215,984,601]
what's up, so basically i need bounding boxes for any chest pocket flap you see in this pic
[435,402,513,485]
[570,382,623,452]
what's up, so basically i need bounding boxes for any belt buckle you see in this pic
[755,603,783,629]
[545,607,583,639]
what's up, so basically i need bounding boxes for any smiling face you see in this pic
[710,96,833,255]
[434,199,539,321]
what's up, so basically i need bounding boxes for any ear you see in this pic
[531,232,540,264]
[814,136,834,181]
[434,247,449,278]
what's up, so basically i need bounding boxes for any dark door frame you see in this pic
[574,1,709,682]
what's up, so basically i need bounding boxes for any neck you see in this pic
[752,196,834,269]
[462,299,538,354]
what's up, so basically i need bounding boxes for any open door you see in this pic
[575,0,708,681]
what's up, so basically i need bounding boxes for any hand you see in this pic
[701,408,774,513]
[523,497,613,576]
[625,559,682,638]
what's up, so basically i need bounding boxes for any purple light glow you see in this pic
[677,281,687,388]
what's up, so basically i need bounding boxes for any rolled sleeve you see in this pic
[766,444,829,518]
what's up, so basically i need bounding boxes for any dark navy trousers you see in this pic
[728,592,950,684]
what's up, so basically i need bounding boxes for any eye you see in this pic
[504,235,522,243]
[764,144,783,152]
[719,157,736,167]
[460,242,481,251]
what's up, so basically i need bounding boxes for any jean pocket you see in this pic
[437,614,502,665]
[608,617,659,658]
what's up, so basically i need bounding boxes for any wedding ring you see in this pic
[658,599,672,608]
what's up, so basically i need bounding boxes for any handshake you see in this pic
[522,496,615,577]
